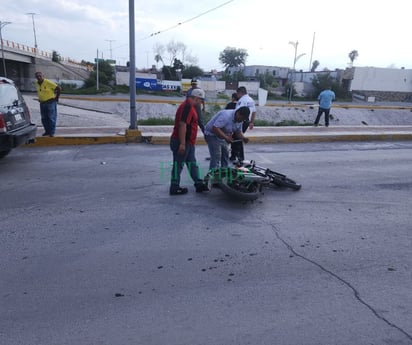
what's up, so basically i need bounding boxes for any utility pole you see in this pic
[26,13,38,53]
[0,21,11,78]
[309,32,316,71]
[105,39,115,60]
[128,0,137,129]
[96,49,99,91]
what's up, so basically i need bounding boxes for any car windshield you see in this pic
[0,83,20,107]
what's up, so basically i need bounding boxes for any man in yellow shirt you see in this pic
[34,72,61,137]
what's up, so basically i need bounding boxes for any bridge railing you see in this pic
[1,38,89,70]
[1,38,53,58]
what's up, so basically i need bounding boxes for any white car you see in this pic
[0,77,37,159]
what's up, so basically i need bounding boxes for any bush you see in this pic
[60,82,79,94]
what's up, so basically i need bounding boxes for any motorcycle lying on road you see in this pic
[203,158,301,201]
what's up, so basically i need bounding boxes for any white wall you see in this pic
[116,71,227,93]
[116,71,157,86]
[351,67,412,92]
[238,81,260,95]
[200,80,226,92]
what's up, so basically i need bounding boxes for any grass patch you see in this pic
[216,92,230,100]
[61,85,113,95]
[254,119,276,126]
[137,117,174,125]
[275,120,313,126]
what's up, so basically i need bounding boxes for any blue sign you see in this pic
[136,78,162,91]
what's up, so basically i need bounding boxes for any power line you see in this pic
[136,0,235,42]
[109,0,235,54]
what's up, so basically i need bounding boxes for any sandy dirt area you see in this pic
[23,93,412,128]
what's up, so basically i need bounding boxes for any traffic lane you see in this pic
[1,142,411,345]
[267,141,412,335]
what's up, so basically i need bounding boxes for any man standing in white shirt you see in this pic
[230,86,256,161]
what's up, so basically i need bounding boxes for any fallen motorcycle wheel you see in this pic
[265,169,301,191]
[218,176,261,201]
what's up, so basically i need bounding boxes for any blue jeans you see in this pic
[170,138,203,192]
[40,100,58,135]
[205,135,230,170]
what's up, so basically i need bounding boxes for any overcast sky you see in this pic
[2,0,411,72]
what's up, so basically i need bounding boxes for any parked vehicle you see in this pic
[0,77,37,159]
[204,159,301,201]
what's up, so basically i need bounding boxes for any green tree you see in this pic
[219,47,248,71]
[182,65,204,79]
[312,73,347,99]
[84,60,114,88]
[52,50,61,62]
[257,71,276,89]
[161,66,173,81]
[161,58,185,81]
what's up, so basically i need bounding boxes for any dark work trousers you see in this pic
[169,137,203,193]
[230,120,249,161]
[314,107,331,127]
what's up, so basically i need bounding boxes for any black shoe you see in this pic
[195,184,209,193]
[170,187,188,195]
[42,132,50,136]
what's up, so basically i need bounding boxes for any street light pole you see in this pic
[0,21,11,78]
[128,0,137,129]
[288,41,306,103]
[26,13,38,53]
[288,41,298,103]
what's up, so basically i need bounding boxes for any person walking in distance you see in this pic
[225,92,239,110]
[230,86,256,161]
[186,79,206,134]
[314,86,336,127]
[34,72,61,137]
[169,88,209,195]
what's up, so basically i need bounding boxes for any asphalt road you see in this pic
[1,142,412,345]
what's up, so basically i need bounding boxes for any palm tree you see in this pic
[348,50,359,67]
[154,54,163,68]
[311,60,320,72]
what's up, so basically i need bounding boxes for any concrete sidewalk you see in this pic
[30,125,412,146]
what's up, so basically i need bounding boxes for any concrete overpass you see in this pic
[1,38,90,91]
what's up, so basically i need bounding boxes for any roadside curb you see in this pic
[30,128,143,146]
[145,133,412,145]
[27,126,412,147]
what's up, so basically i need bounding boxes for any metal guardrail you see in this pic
[1,38,89,69]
